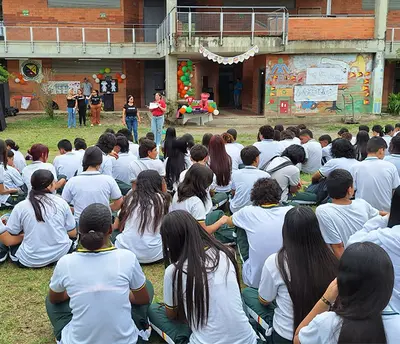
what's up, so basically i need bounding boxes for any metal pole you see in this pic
[132,28,136,54]
[391,28,395,52]
[220,12,223,45]
[188,12,192,46]
[281,12,286,45]
[30,26,34,53]
[251,12,255,45]
[82,28,86,54]
[3,26,7,53]
[326,0,332,15]
[107,28,111,54]
[56,27,60,53]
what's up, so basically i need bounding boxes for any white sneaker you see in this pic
[0,250,8,263]
[98,123,102,126]
[90,124,94,127]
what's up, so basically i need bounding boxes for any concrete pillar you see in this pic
[326,0,332,16]
[165,54,177,102]
[374,0,388,40]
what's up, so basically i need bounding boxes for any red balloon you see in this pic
[97,74,103,79]
[180,61,187,67]
[115,72,121,77]
[177,70,183,77]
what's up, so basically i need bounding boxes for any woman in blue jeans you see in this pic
[122,95,141,143]
[150,92,166,146]
[66,89,77,129]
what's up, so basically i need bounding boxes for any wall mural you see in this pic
[265,54,373,115]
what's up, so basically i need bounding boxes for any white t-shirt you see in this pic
[12,149,27,172]
[233,142,244,150]
[316,199,379,245]
[22,161,58,193]
[319,157,359,177]
[232,205,293,287]
[230,167,270,213]
[321,144,332,165]
[299,310,400,344]
[383,135,393,155]
[0,164,11,204]
[267,157,300,202]
[211,173,232,193]
[163,249,258,344]
[170,194,207,221]
[351,157,400,212]
[225,143,242,171]
[113,152,137,184]
[6,194,75,267]
[4,165,24,189]
[280,139,302,150]
[50,248,146,344]
[385,154,400,176]
[253,140,285,170]
[115,201,163,264]
[128,158,165,183]
[53,152,82,180]
[62,171,122,222]
[129,142,139,158]
[259,253,293,340]
[100,153,115,177]
[301,140,322,174]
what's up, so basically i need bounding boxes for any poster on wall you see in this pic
[306,68,348,85]
[100,79,118,93]
[20,60,43,82]
[47,81,81,94]
[294,85,338,102]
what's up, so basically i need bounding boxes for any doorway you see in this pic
[218,64,242,107]
[258,68,265,114]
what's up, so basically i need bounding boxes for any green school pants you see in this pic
[212,192,229,208]
[46,280,154,341]
[288,192,318,205]
[116,179,132,196]
[205,210,235,244]
[242,288,292,344]
[235,226,249,262]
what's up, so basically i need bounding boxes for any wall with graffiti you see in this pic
[265,54,373,115]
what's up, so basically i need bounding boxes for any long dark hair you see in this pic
[209,135,231,187]
[388,186,400,228]
[372,124,384,137]
[277,207,338,334]
[0,139,7,169]
[163,127,176,158]
[355,130,369,161]
[166,138,187,190]
[161,210,240,328]
[119,170,170,235]
[29,170,55,222]
[335,242,394,343]
[5,139,19,151]
[177,164,213,205]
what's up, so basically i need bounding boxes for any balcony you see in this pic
[386,28,400,58]
[0,25,160,59]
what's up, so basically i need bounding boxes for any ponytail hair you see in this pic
[79,203,112,251]
[29,169,55,222]
[82,146,103,171]
[5,139,19,151]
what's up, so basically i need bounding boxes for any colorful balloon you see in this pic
[181,61,187,67]
[14,78,20,83]
[180,76,187,82]
[97,74,103,79]
[187,60,193,66]
[185,72,190,78]
[95,78,100,83]
[182,66,188,72]
[99,69,105,74]
[207,106,214,113]
[177,70,183,77]
[179,107,186,114]
[104,68,111,73]
[92,74,97,79]
[184,86,188,91]
[183,81,190,86]
[120,74,126,80]
[186,105,192,112]
[213,109,219,115]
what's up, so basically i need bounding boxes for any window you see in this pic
[362,0,400,10]
[48,0,120,8]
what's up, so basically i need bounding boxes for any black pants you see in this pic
[78,105,86,125]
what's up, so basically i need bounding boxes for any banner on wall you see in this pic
[294,85,338,102]
[306,68,348,85]
[199,45,259,65]
[47,81,81,94]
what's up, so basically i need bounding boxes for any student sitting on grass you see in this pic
[295,242,400,344]
[165,138,191,193]
[209,134,232,193]
[0,170,76,267]
[299,129,322,174]
[46,203,153,344]
[242,207,338,343]
[348,185,400,313]
[351,137,400,212]
[385,134,400,175]
[5,150,25,194]
[227,178,293,288]
[230,146,270,213]
[114,170,170,264]
[253,125,284,170]
[286,126,301,144]
[179,144,209,183]
[5,139,26,172]
[73,137,87,158]
[318,135,332,165]
[222,132,242,171]
[96,133,117,176]
[227,128,245,150]
[354,130,369,161]
[117,128,139,158]
[148,210,259,344]
[316,169,383,258]
[112,135,136,195]
[280,129,302,150]
[62,146,123,224]
[372,124,384,137]
[53,139,82,180]
[0,140,20,208]
[202,132,213,149]
[383,124,395,151]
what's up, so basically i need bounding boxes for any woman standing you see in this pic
[66,89,77,129]
[150,92,166,147]
[122,95,140,144]
[88,89,102,127]
[75,89,87,127]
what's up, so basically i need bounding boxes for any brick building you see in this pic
[0,0,396,116]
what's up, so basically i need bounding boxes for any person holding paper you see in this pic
[149,93,166,147]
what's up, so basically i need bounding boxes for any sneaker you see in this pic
[98,123,102,126]
[91,124,94,127]
[0,249,8,263]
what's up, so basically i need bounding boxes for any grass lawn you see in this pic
[0,114,395,344]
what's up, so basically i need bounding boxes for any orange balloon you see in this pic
[179,84,184,90]
[177,70,183,77]
[181,61,187,67]
[118,78,124,83]
[207,106,214,113]
[179,107,186,114]
[180,92,185,98]
[97,74,103,79]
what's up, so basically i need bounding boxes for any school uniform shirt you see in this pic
[316,199,379,246]
[385,154,400,176]
[232,205,293,288]
[298,309,400,344]
[22,161,58,193]
[225,143,242,171]
[129,142,139,158]
[233,142,244,150]
[164,157,192,192]
[211,173,232,193]
[351,157,400,212]
[6,194,75,267]
[259,253,294,340]
[321,144,332,165]
[12,149,26,172]
[253,140,285,170]
[348,215,400,313]
[128,158,165,183]
[384,135,393,155]
[230,167,270,213]
[124,104,138,118]
[318,157,359,177]
[280,139,302,150]
[164,249,258,344]
[49,248,146,344]
[53,152,82,180]
[113,152,137,184]
[170,193,208,221]
[100,153,115,177]
[301,140,322,174]
[115,201,163,263]
[0,164,11,204]
[4,165,24,189]
[268,157,300,202]
[62,171,122,222]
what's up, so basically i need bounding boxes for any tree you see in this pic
[33,68,56,119]
[0,64,11,131]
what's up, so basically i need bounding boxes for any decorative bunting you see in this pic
[199,45,259,65]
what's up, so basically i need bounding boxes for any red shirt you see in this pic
[151,99,166,117]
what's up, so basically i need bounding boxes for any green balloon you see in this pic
[187,60,193,66]
[187,66,193,72]
[100,69,105,74]
[184,81,190,86]
[180,76,187,81]
[187,90,194,96]
[182,66,188,72]
[185,72,190,78]
[186,106,193,113]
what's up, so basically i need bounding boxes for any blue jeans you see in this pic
[126,116,138,143]
[234,93,241,108]
[151,115,164,146]
[67,107,76,128]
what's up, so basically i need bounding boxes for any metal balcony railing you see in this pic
[387,28,400,52]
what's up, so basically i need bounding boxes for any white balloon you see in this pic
[14,78,20,83]
[182,105,187,109]
[95,78,100,83]
[190,74,193,78]
[189,83,192,86]
[120,74,126,80]
[184,94,189,98]
[92,74,97,79]
[213,109,219,116]
[184,86,188,91]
